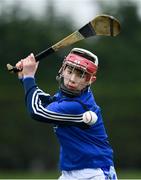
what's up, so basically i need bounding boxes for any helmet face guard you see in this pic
[57,48,98,97]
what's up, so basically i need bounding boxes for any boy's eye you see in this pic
[79,73,86,78]
[67,69,73,74]
[66,66,86,78]
[77,70,85,78]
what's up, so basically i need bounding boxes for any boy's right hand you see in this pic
[15,61,23,79]
[15,53,39,79]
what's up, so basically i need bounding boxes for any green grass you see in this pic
[0,169,140,179]
[117,169,141,179]
[0,170,60,179]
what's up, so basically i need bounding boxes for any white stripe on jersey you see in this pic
[31,89,84,122]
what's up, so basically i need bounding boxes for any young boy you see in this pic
[16,48,117,179]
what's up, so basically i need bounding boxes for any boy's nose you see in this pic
[69,73,76,82]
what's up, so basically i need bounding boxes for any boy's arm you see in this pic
[23,77,91,127]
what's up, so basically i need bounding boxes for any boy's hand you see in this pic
[16,53,39,78]
[15,60,24,79]
[21,53,39,77]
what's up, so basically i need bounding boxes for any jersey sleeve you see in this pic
[22,77,88,127]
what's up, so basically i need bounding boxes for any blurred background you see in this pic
[0,0,141,178]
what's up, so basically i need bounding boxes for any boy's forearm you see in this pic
[22,77,37,94]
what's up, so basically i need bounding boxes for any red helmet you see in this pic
[57,48,99,96]
[64,48,98,75]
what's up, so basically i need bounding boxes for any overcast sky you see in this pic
[3,0,99,26]
[3,0,141,25]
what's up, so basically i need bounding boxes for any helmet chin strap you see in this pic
[57,76,89,97]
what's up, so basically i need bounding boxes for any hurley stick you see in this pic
[7,14,121,73]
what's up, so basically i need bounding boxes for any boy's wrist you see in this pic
[23,75,35,79]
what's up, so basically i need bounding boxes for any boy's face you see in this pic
[62,65,91,91]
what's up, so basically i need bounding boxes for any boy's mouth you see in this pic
[67,84,76,90]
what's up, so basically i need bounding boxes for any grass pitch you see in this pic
[0,169,140,179]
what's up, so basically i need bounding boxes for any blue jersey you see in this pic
[22,77,114,171]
